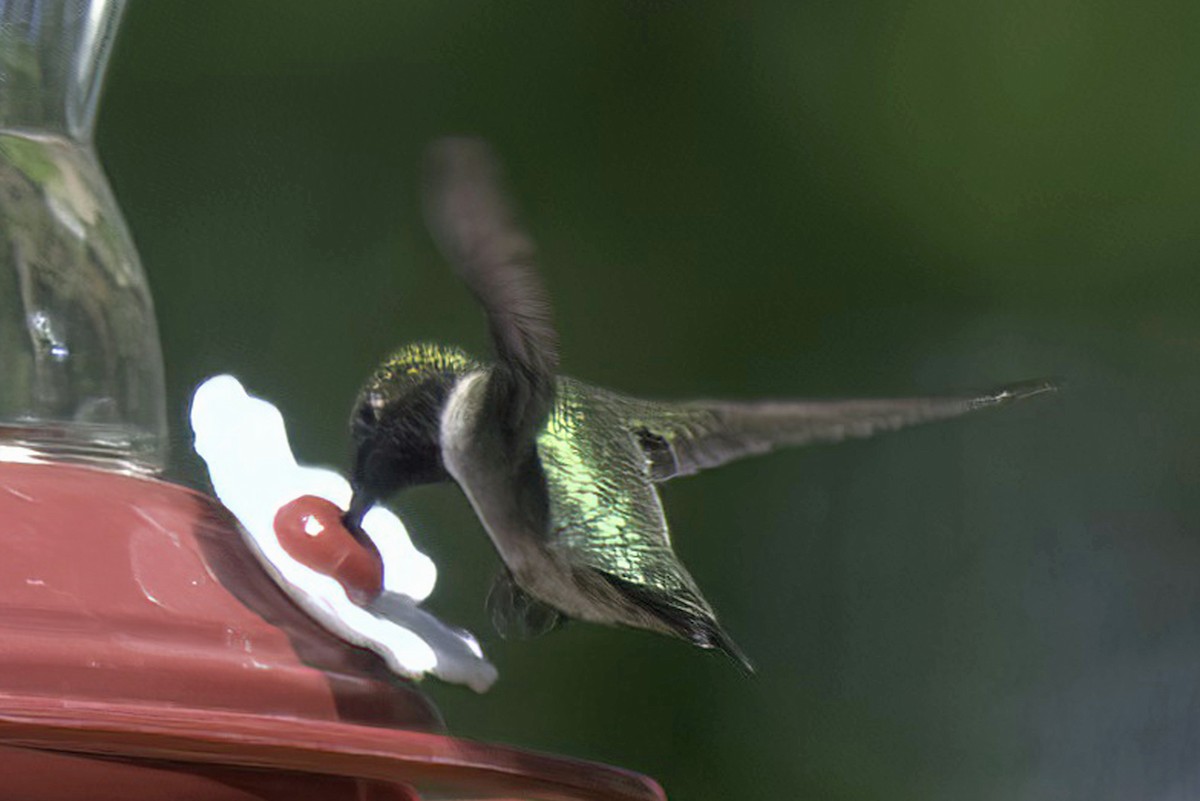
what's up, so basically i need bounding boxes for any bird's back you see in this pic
[535,379,714,623]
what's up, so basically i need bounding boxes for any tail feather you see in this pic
[693,621,755,675]
[598,571,756,674]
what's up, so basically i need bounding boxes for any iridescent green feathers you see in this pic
[360,342,478,403]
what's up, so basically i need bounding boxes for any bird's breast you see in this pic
[440,371,559,574]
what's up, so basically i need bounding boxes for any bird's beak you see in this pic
[344,430,379,533]
[343,488,373,533]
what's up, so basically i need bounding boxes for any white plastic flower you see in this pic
[190,374,497,692]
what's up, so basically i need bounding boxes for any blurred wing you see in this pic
[423,137,558,445]
[627,380,1056,481]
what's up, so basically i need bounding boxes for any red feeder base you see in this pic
[0,462,665,801]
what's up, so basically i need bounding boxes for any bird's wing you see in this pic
[619,380,1055,481]
[423,137,559,447]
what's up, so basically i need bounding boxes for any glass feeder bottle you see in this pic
[0,0,166,474]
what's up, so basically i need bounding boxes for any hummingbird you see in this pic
[344,137,1053,672]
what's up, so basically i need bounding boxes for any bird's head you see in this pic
[346,342,478,527]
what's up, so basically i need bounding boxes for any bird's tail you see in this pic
[694,621,755,675]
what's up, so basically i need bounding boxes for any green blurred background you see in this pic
[96,2,1200,798]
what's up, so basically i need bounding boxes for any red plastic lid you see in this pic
[0,462,665,800]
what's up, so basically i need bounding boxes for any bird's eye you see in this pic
[352,403,376,440]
